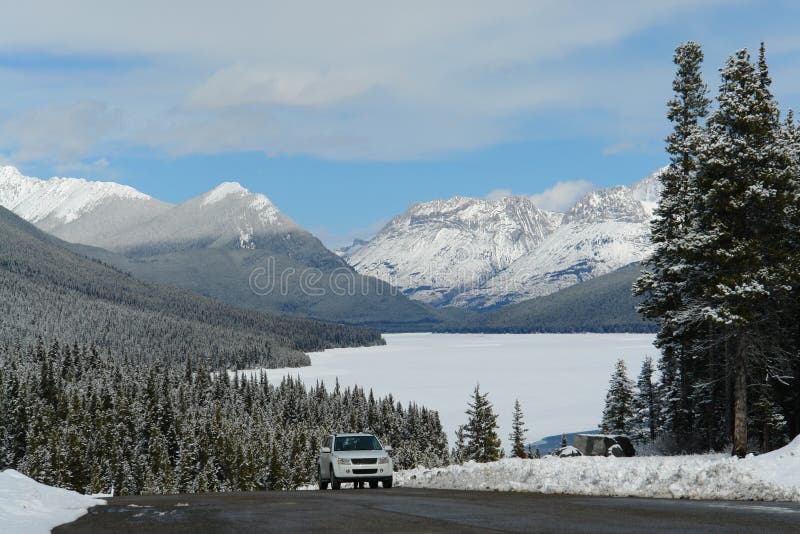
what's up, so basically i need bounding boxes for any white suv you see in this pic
[318,433,394,490]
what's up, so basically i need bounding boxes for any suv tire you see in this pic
[318,467,329,490]
[369,480,379,489]
[330,465,341,490]
[382,478,393,489]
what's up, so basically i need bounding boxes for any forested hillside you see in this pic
[448,264,654,333]
[0,207,383,368]
[0,339,449,494]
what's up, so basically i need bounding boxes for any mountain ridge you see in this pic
[0,204,385,367]
[342,169,664,309]
[0,166,459,329]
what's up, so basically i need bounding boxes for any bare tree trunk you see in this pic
[732,336,748,458]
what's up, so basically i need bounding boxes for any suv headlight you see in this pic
[336,457,352,465]
[377,456,390,465]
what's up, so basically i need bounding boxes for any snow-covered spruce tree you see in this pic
[462,384,502,463]
[774,109,800,441]
[600,359,635,435]
[451,425,467,464]
[630,356,660,443]
[690,45,795,457]
[509,399,528,458]
[635,41,710,446]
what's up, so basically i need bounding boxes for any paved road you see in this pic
[55,488,800,533]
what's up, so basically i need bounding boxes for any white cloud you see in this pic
[0,101,121,163]
[187,65,377,109]
[0,1,729,161]
[485,180,594,212]
[529,180,594,212]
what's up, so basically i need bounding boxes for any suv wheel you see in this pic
[318,467,329,490]
[330,465,341,490]
[369,480,379,489]
[382,478,393,489]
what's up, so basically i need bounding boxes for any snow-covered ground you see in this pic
[0,470,106,534]
[255,333,657,446]
[397,436,800,501]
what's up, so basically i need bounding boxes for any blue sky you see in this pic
[2,1,800,246]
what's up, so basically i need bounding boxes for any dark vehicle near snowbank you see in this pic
[573,434,636,457]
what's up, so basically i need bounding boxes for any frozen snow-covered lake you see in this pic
[264,333,657,446]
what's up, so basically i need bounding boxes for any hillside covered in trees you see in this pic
[0,339,448,494]
[0,206,384,369]
[472,263,654,333]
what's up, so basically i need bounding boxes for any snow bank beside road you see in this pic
[0,469,106,534]
[397,436,800,502]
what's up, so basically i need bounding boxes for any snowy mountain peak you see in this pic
[195,182,283,228]
[347,194,562,305]
[201,181,251,206]
[0,165,156,225]
[345,170,665,308]
[630,167,665,216]
[563,185,649,225]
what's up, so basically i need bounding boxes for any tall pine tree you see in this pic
[600,359,634,435]
[635,41,710,447]
[630,357,660,443]
[509,400,528,458]
[691,45,794,456]
[463,384,502,463]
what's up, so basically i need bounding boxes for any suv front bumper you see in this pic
[331,463,392,480]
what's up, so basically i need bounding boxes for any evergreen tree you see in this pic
[451,425,467,464]
[462,385,502,463]
[600,359,635,435]
[508,400,528,458]
[630,356,660,443]
[635,41,710,446]
[691,45,794,456]
[636,40,800,454]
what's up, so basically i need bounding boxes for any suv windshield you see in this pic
[334,435,382,451]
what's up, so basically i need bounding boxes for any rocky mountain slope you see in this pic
[343,170,663,309]
[346,196,562,305]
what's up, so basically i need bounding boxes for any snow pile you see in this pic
[0,469,106,534]
[397,436,800,501]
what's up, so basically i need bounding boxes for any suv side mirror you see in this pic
[321,447,331,454]
[384,446,392,453]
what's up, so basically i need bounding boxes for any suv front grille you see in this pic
[351,458,378,465]
[353,469,378,475]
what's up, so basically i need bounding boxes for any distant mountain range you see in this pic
[0,166,452,331]
[0,165,659,332]
[341,170,663,310]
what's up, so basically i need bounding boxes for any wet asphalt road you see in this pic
[54,487,800,533]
